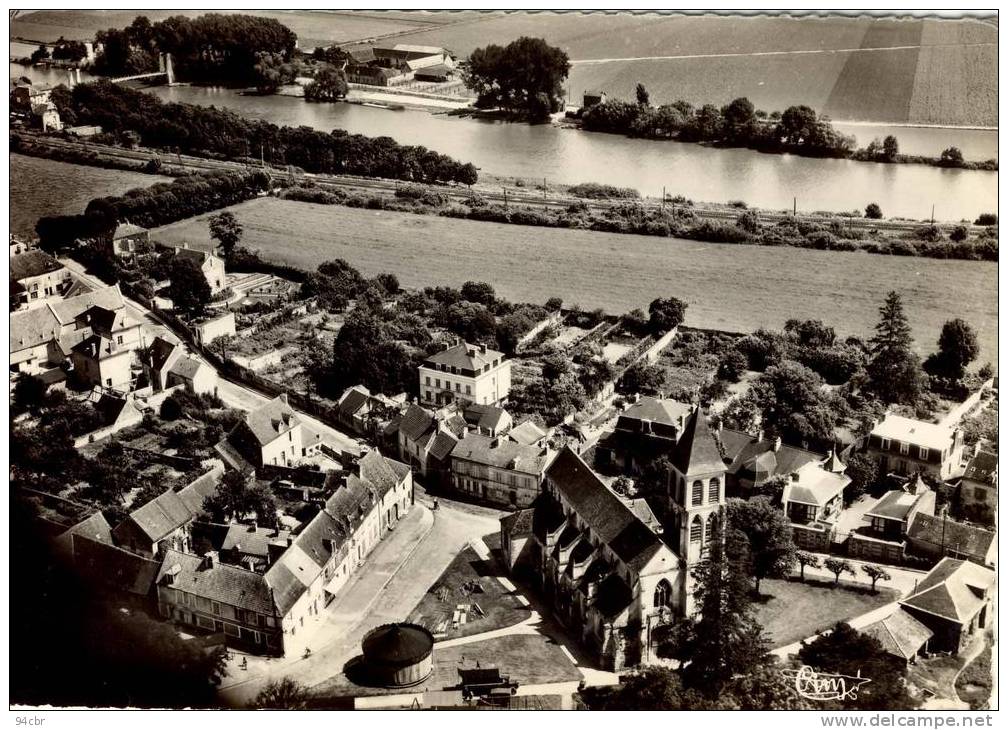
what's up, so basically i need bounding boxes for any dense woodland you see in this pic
[93,13,297,84]
[48,81,478,185]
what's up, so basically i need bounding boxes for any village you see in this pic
[10,200,997,709]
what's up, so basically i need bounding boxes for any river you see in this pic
[10,59,998,221]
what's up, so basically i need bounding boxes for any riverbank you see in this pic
[12,134,997,263]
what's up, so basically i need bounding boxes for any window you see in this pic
[105,377,112,387]
[690,515,703,543]
[466,385,472,395]
[117,335,123,345]
[900,442,909,455]
[708,478,720,504]
[653,579,673,608]
[425,376,430,385]
[212,601,221,616]
[919,447,929,460]
[881,438,890,450]
[455,383,461,392]
[974,487,987,502]
[435,379,441,388]
[691,480,704,506]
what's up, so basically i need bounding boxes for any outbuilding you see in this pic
[361,623,434,687]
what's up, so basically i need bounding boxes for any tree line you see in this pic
[54,80,479,185]
[580,91,997,170]
[94,13,297,84]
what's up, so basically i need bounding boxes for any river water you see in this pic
[11,60,998,221]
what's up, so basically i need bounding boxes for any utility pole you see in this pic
[260,143,264,168]
[662,186,665,211]
[793,196,797,216]
[503,187,508,212]
[543,177,547,207]
[931,204,935,224]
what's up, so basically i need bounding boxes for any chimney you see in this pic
[756,429,764,443]
[480,343,488,354]
[203,551,219,569]
[790,472,800,483]
[773,436,782,452]
[249,521,258,532]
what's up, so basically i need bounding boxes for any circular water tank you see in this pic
[361,623,434,687]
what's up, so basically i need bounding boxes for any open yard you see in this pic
[407,546,531,640]
[150,198,999,365]
[753,577,898,649]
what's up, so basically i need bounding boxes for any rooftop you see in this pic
[157,549,277,616]
[621,396,692,428]
[509,420,546,446]
[963,450,997,486]
[240,395,299,447]
[867,489,928,522]
[899,557,994,624]
[783,461,850,507]
[859,608,934,661]
[871,414,955,452]
[10,248,63,281]
[672,407,724,476]
[451,432,552,474]
[113,222,147,239]
[424,341,504,372]
[907,513,996,561]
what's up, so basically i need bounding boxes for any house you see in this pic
[336,384,398,436]
[957,447,997,519]
[346,65,402,86]
[33,101,62,131]
[71,534,161,612]
[781,450,850,550]
[10,248,71,310]
[413,64,453,82]
[515,446,683,670]
[167,354,217,396]
[155,450,413,657]
[848,476,936,562]
[372,44,454,72]
[70,335,135,390]
[449,432,553,508]
[144,335,184,391]
[11,82,52,109]
[500,508,535,573]
[418,340,511,407]
[191,521,292,573]
[858,608,934,665]
[175,246,227,296]
[582,90,607,108]
[192,311,236,346]
[905,513,996,567]
[112,465,224,558]
[103,223,150,261]
[224,395,304,470]
[20,488,113,559]
[864,413,964,481]
[90,390,144,433]
[719,428,824,495]
[509,419,548,448]
[595,396,693,475]
[461,402,513,437]
[898,557,994,654]
[396,402,466,488]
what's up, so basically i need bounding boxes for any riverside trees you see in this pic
[463,37,570,121]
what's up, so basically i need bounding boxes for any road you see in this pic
[59,256,361,456]
[219,485,505,707]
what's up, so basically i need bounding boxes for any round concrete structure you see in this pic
[361,623,434,688]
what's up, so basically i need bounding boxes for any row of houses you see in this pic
[338,43,456,87]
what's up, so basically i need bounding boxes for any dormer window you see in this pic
[881,438,890,450]
[900,442,909,455]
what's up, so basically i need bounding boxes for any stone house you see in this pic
[449,432,553,508]
[10,248,71,311]
[418,340,511,408]
[905,513,996,568]
[175,246,227,296]
[864,413,964,481]
[781,451,850,550]
[898,558,994,654]
[848,475,936,562]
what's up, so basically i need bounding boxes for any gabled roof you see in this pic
[899,557,994,625]
[157,549,277,616]
[500,508,534,537]
[871,414,955,452]
[77,304,136,335]
[175,246,218,269]
[93,392,136,426]
[463,402,510,432]
[425,342,503,372]
[963,451,997,486]
[168,354,209,381]
[451,433,552,475]
[148,335,181,373]
[428,429,459,462]
[10,303,62,353]
[399,403,435,442]
[783,461,850,507]
[907,513,996,562]
[509,420,546,446]
[72,534,160,596]
[338,385,372,417]
[867,489,928,522]
[720,428,823,480]
[860,608,934,661]
[622,396,692,427]
[239,395,299,447]
[55,510,113,554]
[71,334,123,360]
[118,467,222,543]
[546,447,672,571]
[113,222,146,239]
[10,249,63,281]
[592,573,633,619]
[672,407,724,476]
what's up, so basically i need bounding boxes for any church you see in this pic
[500,405,728,670]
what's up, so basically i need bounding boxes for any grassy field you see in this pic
[150,197,1000,365]
[752,577,898,648]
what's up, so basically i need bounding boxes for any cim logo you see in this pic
[782,666,872,702]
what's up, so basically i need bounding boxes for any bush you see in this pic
[567,182,639,199]
[949,225,969,243]
[865,202,883,219]
[974,213,997,225]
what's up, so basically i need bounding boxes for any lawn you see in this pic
[406,546,531,640]
[753,577,897,648]
[955,643,992,710]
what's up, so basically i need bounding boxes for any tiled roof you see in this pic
[77,304,136,336]
[900,557,994,624]
[148,335,181,373]
[113,222,146,239]
[871,414,955,452]
[867,489,926,522]
[500,508,534,537]
[49,284,124,324]
[71,334,125,360]
[10,249,63,281]
[721,428,823,480]
[399,403,435,442]
[783,461,850,507]
[425,341,503,371]
[391,43,446,55]
[592,573,633,619]
[72,534,160,596]
[907,513,995,561]
[963,451,997,486]
[157,549,277,616]
[451,433,552,475]
[428,430,458,462]
[860,608,934,661]
[622,396,692,427]
[672,407,725,476]
[175,247,213,268]
[546,447,670,571]
[10,304,62,353]
[119,467,222,543]
[463,403,510,432]
[55,510,114,554]
[509,420,546,446]
[168,355,208,381]
[338,385,371,417]
[239,395,299,447]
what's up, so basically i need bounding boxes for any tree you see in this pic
[255,677,311,709]
[822,558,855,585]
[616,360,665,396]
[750,360,836,449]
[864,202,883,219]
[215,333,238,361]
[648,296,687,334]
[844,453,879,503]
[460,280,496,307]
[927,318,980,380]
[672,518,771,694]
[463,37,570,121]
[540,349,574,382]
[305,67,348,102]
[208,211,243,259]
[203,470,278,527]
[13,374,48,415]
[795,551,821,581]
[253,51,296,94]
[635,83,650,107]
[331,310,414,396]
[727,496,797,594]
[860,564,891,593]
[940,146,964,167]
[545,296,563,311]
[717,349,748,382]
[882,135,899,161]
[167,257,212,317]
[722,97,756,140]
[868,291,925,405]
[798,622,916,709]
[374,272,399,296]
[30,43,50,63]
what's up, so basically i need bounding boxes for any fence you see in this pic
[517,311,563,348]
[938,378,995,427]
[73,408,144,447]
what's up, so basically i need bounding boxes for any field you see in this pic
[151,197,999,365]
[9,153,169,237]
